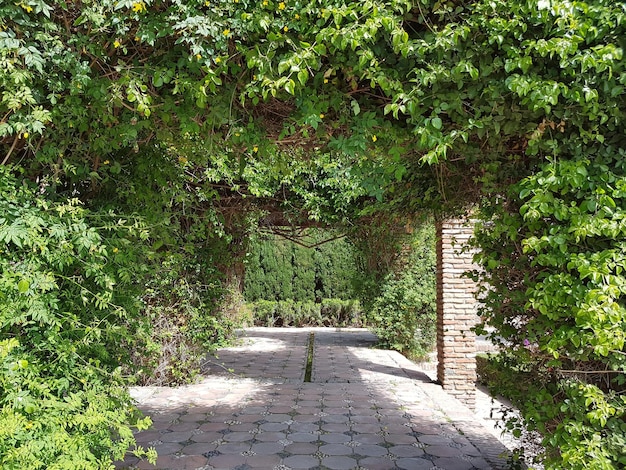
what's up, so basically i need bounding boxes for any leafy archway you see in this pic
[2,0,626,468]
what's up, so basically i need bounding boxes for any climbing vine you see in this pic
[0,168,155,468]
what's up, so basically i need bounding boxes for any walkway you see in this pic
[116,328,512,470]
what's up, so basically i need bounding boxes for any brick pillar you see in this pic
[436,219,479,409]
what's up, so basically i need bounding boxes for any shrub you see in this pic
[474,150,626,468]
[133,254,244,386]
[250,299,364,327]
[320,298,365,327]
[364,223,436,360]
[0,168,155,468]
[252,299,279,326]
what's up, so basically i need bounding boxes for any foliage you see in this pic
[244,230,357,302]
[3,0,626,467]
[134,254,245,386]
[251,298,364,327]
[0,167,155,469]
[475,353,545,468]
[91,143,249,386]
[364,222,436,360]
[0,0,404,223]
[474,152,626,468]
[458,1,626,467]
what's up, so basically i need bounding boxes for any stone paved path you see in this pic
[116,328,512,470]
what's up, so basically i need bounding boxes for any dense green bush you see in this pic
[474,151,626,469]
[245,231,357,302]
[134,254,245,386]
[251,299,364,327]
[0,168,155,468]
[364,223,436,360]
[92,145,248,386]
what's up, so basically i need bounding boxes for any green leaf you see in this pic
[17,279,29,293]
[284,79,296,95]
[351,100,360,116]
[297,69,308,86]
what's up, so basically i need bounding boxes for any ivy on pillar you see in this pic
[436,219,479,409]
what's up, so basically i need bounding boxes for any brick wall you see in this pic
[436,219,479,409]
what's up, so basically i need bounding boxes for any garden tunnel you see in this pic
[249,215,481,409]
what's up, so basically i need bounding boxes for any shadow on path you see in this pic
[117,328,511,470]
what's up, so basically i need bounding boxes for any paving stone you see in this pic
[207,453,247,468]
[357,456,396,470]
[283,455,321,469]
[325,406,349,414]
[215,442,252,454]
[319,443,353,455]
[151,442,183,455]
[205,414,234,423]
[199,422,229,432]
[180,442,217,455]
[222,431,255,442]
[460,444,484,457]
[246,454,282,467]
[350,415,379,424]
[178,412,207,423]
[168,421,201,432]
[150,412,182,424]
[412,423,444,435]
[260,422,289,432]
[240,406,268,414]
[189,431,222,443]
[264,413,292,422]
[469,456,494,469]
[255,431,286,442]
[133,430,162,443]
[384,433,417,445]
[159,431,194,442]
[268,406,295,413]
[230,422,260,433]
[234,414,263,424]
[320,432,350,444]
[251,441,285,454]
[295,406,320,414]
[321,423,350,433]
[322,413,350,423]
[321,455,359,469]
[395,457,435,470]
[293,414,320,423]
[351,423,381,433]
[288,432,319,443]
[356,444,388,457]
[284,442,317,454]
[418,434,456,446]
[432,457,476,470]
[354,433,385,445]
[297,400,320,407]
[389,444,425,458]
[425,444,465,458]
[381,424,413,434]
[289,422,319,433]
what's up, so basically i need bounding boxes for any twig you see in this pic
[200,358,237,375]
[558,369,623,375]
[1,135,19,165]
